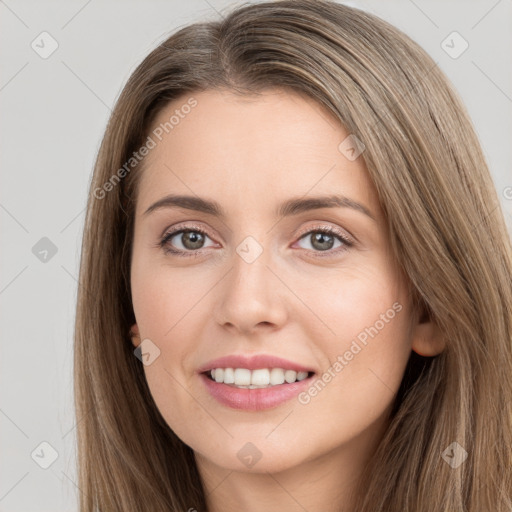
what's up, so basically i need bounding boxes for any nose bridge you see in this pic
[212,231,287,332]
[229,234,274,303]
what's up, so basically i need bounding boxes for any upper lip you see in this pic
[197,354,316,374]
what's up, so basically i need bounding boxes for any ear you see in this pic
[411,304,446,357]
[130,323,141,348]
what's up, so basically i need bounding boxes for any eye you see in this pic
[158,224,354,258]
[294,226,353,256]
[159,225,217,256]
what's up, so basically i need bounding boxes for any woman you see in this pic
[74,1,512,510]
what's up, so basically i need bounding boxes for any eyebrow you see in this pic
[143,193,376,222]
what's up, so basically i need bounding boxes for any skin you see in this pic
[129,88,445,512]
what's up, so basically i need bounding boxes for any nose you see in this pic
[212,246,288,336]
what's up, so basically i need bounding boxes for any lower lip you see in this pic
[199,372,314,411]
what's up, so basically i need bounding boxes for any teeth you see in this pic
[251,368,269,386]
[223,367,235,384]
[285,370,297,383]
[209,368,310,387]
[234,368,251,386]
[270,368,285,385]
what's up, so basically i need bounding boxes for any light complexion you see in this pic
[129,88,444,512]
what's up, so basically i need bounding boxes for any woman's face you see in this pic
[129,88,432,475]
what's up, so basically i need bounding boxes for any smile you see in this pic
[200,369,316,411]
[207,367,311,387]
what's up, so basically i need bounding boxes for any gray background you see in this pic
[1,0,511,510]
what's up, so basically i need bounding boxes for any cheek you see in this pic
[291,259,405,346]
[299,300,411,439]
[130,259,213,393]
[130,265,209,440]
[131,257,209,341]
[294,264,411,418]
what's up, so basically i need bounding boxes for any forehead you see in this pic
[135,88,380,220]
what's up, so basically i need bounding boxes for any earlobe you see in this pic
[411,314,446,357]
[130,323,141,348]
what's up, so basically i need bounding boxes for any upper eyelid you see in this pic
[294,224,353,242]
[164,223,212,237]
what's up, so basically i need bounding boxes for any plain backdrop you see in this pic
[1,0,511,510]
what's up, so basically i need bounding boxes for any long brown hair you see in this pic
[74,1,512,510]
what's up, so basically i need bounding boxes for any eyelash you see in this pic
[158,223,354,259]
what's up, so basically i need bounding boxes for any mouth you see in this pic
[199,367,316,411]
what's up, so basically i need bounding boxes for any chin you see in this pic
[195,442,304,475]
